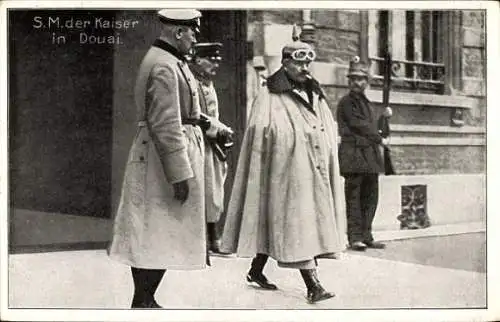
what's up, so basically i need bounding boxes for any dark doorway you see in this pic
[200,10,248,233]
[8,10,114,218]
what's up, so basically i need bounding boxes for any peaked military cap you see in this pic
[191,42,223,61]
[157,9,202,32]
[347,56,370,78]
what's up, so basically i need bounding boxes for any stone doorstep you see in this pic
[373,221,485,242]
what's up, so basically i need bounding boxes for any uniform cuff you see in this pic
[162,148,194,183]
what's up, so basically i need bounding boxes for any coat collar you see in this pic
[267,67,325,99]
[349,90,373,118]
[190,64,212,86]
[153,39,187,61]
[349,90,369,102]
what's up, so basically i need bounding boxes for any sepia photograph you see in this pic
[0,1,497,321]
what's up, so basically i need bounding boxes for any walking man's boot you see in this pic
[207,223,233,256]
[300,268,335,304]
[130,267,165,309]
[246,253,278,290]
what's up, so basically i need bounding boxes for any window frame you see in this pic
[362,10,458,95]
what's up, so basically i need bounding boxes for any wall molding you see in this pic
[390,136,485,146]
[365,89,478,109]
[391,124,486,134]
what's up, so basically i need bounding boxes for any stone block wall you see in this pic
[461,10,486,128]
[390,145,485,175]
[246,9,485,175]
[313,10,361,64]
[461,10,485,97]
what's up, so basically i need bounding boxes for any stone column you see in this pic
[442,11,463,94]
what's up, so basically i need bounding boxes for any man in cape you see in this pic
[189,42,234,255]
[221,36,347,304]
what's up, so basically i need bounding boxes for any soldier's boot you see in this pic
[207,222,218,252]
[130,267,165,309]
[300,268,335,304]
[246,253,278,290]
[207,223,232,256]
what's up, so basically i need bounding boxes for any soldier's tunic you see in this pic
[108,39,207,270]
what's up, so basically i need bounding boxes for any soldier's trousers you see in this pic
[344,173,379,244]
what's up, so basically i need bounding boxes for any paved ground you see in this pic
[7,233,486,312]
[359,232,486,273]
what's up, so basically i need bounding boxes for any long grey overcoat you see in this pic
[197,80,228,223]
[108,39,207,270]
[221,68,347,263]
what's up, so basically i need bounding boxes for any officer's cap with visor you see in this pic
[191,42,223,61]
[281,25,316,63]
[157,9,202,34]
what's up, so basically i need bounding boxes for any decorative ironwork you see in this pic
[397,185,431,230]
[369,57,445,94]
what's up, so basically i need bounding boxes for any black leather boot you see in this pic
[207,223,232,256]
[300,269,335,304]
[130,267,165,309]
[246,253,278,290]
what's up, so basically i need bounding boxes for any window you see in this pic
[369,10,446,94]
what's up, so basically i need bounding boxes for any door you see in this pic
[9,10,114,218]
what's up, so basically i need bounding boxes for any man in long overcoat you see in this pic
[336,56,389,251]
[189,43,233,255]
[108,9,207,309]
[221,38,347,304]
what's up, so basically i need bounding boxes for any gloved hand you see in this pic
[198,117,211,132]
[216,129,234,149]
[173,180,189,204]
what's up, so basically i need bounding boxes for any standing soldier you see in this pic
[336,56,389,251]
[108,9,207,309]
[221,34,347,304]
[189,42,234,256]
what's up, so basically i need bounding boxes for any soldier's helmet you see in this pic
[347,56,370,78]
[281,24,316,62]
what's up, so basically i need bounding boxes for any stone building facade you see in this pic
[246,10,486,175]
[8,9,486,251]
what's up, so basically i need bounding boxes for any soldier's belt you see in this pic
[182,118,202,126]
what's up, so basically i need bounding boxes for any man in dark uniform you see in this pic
[336,56,389,251]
